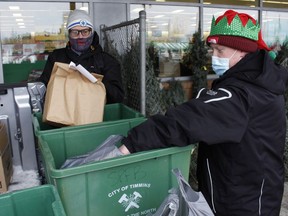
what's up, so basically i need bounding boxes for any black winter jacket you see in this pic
[122,50,288,215]
[38,32,124,104]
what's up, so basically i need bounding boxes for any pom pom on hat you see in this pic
[207,10,271,52]
[67,9,94,31]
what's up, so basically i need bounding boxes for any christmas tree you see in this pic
[181,31,209,98]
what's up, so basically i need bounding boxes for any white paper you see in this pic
[69,61,97,83]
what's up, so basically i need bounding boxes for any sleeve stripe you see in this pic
[204,88,232,103]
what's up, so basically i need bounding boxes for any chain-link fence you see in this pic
[100,10,187,118]
[100,11,146,114]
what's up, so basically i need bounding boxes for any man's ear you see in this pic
[239,50,249,58]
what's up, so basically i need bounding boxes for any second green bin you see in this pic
[38,119,194,216]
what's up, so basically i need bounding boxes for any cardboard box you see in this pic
[0,122,9,154]
[0,145,13,193]
[0,121,13,193]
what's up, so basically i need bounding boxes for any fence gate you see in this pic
[100,10,146,115]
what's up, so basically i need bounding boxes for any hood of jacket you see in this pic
[213,50,288,95]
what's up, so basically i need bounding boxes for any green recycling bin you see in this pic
[32,103,145,137]
[38,119,195,216]
[0,185,66,216]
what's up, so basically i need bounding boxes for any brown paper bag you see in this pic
[43,62,106,126]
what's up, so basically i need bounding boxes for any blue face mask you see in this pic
[212,50,237,76]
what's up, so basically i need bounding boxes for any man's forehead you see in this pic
[210,44,225,49]
[71,26,91,30]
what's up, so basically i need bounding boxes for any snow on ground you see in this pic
[8,165,41,192]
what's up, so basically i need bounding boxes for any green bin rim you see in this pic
[32,103,145,136]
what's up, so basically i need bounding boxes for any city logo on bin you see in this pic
[108,182,156,215]
[118,191,142,212]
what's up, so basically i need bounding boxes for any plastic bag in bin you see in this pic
[148,168,214,216]
[61,135,124,169]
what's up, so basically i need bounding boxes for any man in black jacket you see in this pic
[38,9,124,104]
[118,10,288,215]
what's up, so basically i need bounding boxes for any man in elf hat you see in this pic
[206,9,275,76]
[38,9,124,104]
[116,10,288,215]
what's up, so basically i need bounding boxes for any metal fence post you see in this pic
[139,10,146,115]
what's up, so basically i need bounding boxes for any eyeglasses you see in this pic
[69,29,92,38]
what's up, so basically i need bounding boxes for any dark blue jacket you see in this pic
[122,50,288,215]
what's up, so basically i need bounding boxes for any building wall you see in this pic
[1,0,288,84]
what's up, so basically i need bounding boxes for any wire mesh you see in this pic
[101,21,141,112]
[100,11,186,117]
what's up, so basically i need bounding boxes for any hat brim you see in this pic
[207,35,258,52]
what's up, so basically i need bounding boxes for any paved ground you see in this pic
[280,182,288,216]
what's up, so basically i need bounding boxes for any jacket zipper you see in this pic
[206,158,265,215]
[207,158,216,213]
[258,179,265,215]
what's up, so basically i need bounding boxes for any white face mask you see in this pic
[212,50,237,76]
